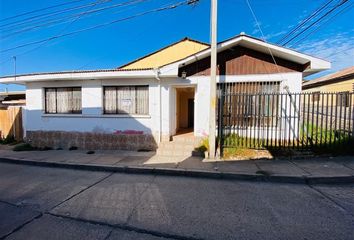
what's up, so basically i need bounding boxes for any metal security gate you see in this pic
[217,85,354,157]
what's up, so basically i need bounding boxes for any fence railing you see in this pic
[217,90,354,157]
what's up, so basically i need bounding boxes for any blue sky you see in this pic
[0,0,353,92]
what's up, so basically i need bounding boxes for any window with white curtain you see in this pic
[104,86,149,115]
[45,87,82,114]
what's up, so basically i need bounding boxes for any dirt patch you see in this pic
[222,148,274,161]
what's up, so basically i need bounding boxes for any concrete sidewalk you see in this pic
[0,145,353,184]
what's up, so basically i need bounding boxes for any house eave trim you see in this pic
[0,70,157,84]
[159,35,331,74]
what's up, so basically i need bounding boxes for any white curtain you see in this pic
[45,88,56,113]
[104,86,149,115]
[56,88,72,113]
[104,87,117,114]
[136,86,149,115]
[72,88,82,113]
[45,87,81,114]
[117,86,136,114]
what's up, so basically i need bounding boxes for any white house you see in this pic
[0,34,330,151]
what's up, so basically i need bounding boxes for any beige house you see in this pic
[118,37,209,70]
[303,66,354,92]
[302,66,354,107]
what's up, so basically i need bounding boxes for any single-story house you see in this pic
[303,66,354,107]
[303,66,354,92]
[0,91,26,107]
[0,34,330,151]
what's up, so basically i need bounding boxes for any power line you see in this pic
[11,0,108,61]
[289,2,353,47]
[0,0,113,29]
[282,0,349,46]
[0,0,198,54]
[245,0,283,77]
[0,0,88,23]
[1,0,149,40]
[277,0,336,45]
[0,0,179,65]
[0,0,146,35]
[0,2,141,66]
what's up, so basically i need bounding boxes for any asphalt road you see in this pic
[0,162,353,240]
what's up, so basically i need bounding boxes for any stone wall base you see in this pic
[26,131,157,151]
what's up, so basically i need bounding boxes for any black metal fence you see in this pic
[217,86,354,157]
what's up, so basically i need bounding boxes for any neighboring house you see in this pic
[303,66,354,107]
[119,37,209,69]
[0,34,330,150]
[303,66,354,92]
[0,91,26,107]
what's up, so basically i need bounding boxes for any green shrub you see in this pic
[301,123,350,145]
[13,143,37,152]
[223,133,242,146]
[195,138,209,152]
[0,135,16,145]
[40,146,53,151]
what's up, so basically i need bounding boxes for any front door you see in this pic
[188,98,194,128]
[176,87,195,133]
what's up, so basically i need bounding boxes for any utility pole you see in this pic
[208,0,217,159]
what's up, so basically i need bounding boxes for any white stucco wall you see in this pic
[24,72,302,142]
[25,79,161,137]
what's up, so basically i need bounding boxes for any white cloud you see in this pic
[251,21,261,34]
[294,31,354,79]
[263,30,287,41]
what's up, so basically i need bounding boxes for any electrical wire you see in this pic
[0,0,197,54]
[282,0,350,46]
[245,0,283,77]
[0,0,88,23]
[1,0,149,39]
[277,0,336,45]
[289,2,353,47]
[0,0,113,29]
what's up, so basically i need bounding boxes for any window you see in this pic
[104,86,149,115]
[312,91,320,102]
[45,87,82,114]
[218,82,280,127]
[337,91,349,107]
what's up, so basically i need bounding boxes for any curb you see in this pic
[0,157,353,185]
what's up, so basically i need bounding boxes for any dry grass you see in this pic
[222,148,273,161]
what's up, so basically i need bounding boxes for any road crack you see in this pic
[308,184,354,218]
[48,172,114,212]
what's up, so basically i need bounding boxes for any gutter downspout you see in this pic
[154,68,162,144]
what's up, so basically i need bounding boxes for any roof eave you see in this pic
[0,69,157,84]
[160,35,331,74]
